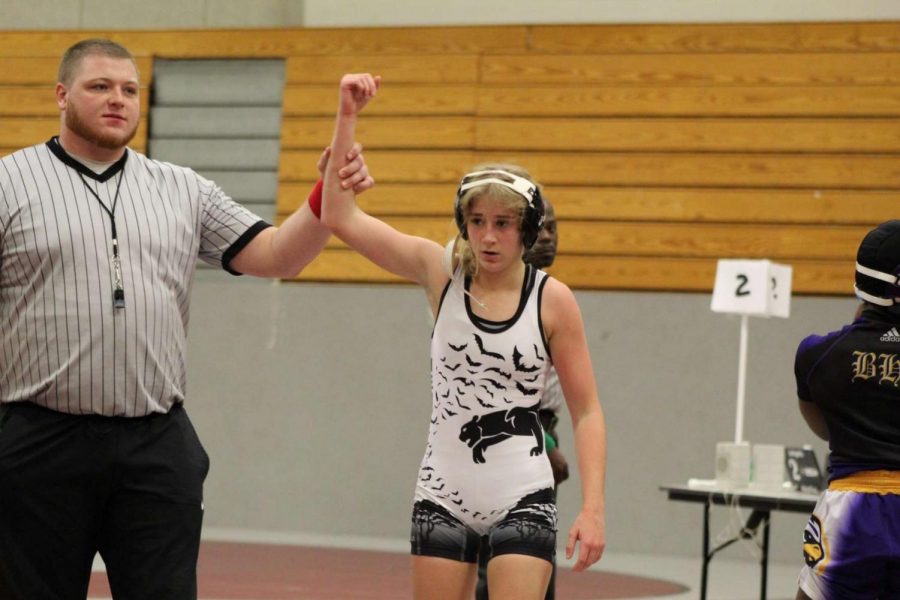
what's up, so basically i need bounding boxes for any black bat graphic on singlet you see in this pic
[482,378,505,391]
[516,382,540,396]
[475,395,495,409]
[485,367,511,380]
[512,346,540,373]
[455,395,471,410]
[473,334,503,360]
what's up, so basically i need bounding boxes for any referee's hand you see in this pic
[317,143,375,194]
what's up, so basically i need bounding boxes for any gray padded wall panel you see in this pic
[150,107,282,138]
[197,171,279,202]
[148,59,285,266]
[148,139,281,170]
[152,59,285,106]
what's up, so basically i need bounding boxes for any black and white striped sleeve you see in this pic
[194,173,271,274]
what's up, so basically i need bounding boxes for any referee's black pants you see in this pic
[0,402,209,600]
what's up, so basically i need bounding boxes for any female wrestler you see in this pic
[321,73,606,600]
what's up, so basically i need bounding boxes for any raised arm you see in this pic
[321,74,446,298]
[542,278,607,572]
[230,142,374,278]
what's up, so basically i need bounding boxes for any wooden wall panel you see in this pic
[0,118,147,151]
[272,24,899,296]
[2,24,898,295]
[282,150,900,189]
[0,86,154,118]
[279,183,897,225]
[545,188,900,224]
[294,250,407,283]
[295,253,856,295]
[286,55,479,84]
[280,150,475,183]
[278,182,451,216]
[476,118,900,152]
[528,22,900,53]
[0,27,527,58]
[544,256,853,294]
[280,117,475,150]
[481,53,900,85]
[280,150,900,190]
[0,57,154,85]
[0,88,60,117]
[310,217,866,262]
[282,84,477,117]
[477,85,900,117]
[480,152,900,189]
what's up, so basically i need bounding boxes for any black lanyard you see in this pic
[80,171,126,310]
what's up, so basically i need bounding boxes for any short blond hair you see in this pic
[58,39,137,86]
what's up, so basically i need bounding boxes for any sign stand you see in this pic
[711,258,793,444]
[735,314,749,444]
[710,259,792,486]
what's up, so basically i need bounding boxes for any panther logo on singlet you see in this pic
[802,515,825,568]
[458,402,543,464]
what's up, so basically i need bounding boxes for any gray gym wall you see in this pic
[149,59,285,227]
[3,0,893,565]
[3,0,900,28]
[187,274,852,563]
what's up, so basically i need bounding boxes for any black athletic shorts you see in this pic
[410,488,556,564]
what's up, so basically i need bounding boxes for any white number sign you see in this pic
[710,259,792,318]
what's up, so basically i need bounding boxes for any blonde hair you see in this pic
[451,163,538,277]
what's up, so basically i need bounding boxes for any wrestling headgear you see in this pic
[453,169,545,249]
[855,220,900,306]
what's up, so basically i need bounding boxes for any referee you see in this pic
[0,39,370,600]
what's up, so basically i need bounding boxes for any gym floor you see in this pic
[87,540,802,599]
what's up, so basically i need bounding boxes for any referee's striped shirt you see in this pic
[0,138,269,416]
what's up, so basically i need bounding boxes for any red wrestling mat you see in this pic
[88,541,687,599]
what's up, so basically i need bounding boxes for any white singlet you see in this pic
[414,265,555,534]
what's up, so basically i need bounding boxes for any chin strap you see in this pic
[855,262,900,306]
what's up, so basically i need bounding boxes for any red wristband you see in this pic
[308,179,324,219]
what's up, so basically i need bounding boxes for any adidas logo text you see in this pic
[880,327,900,342]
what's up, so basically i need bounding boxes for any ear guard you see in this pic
[855,262,900,306]
[453,169,545,248]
